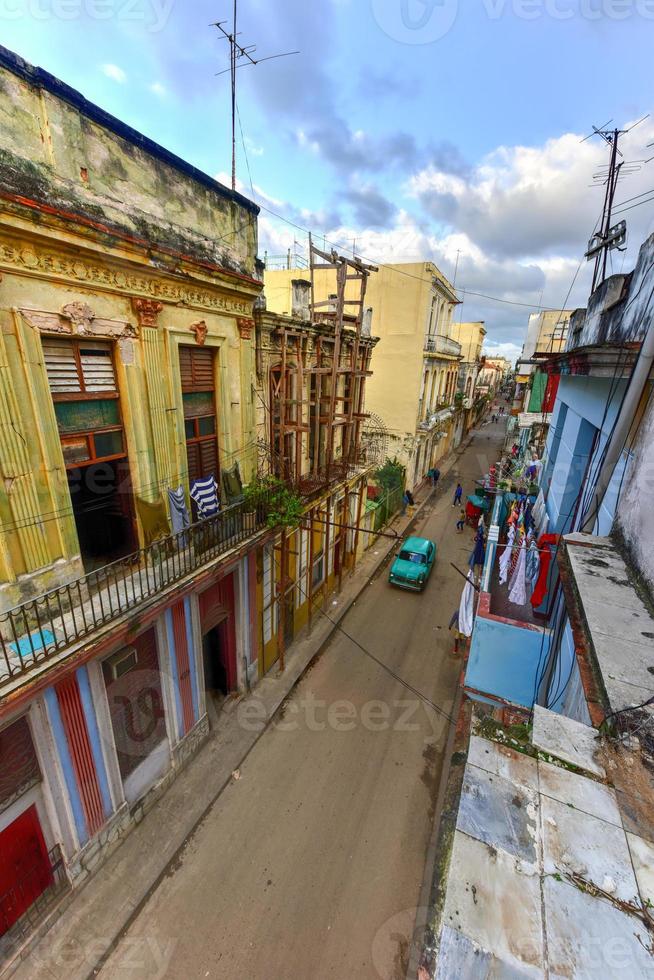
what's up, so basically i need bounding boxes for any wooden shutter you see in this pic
[43,339,116,395]
[180,347,214,392]
[79,344,116,392]
[43,340,81,394]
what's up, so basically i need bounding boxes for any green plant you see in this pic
[375,457,405,492]
[242,476,303,529]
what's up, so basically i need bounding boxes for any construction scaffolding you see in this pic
[268,238,378,495]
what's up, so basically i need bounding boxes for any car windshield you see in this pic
[399,550,426,565]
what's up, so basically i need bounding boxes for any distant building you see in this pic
[449,321,487,430]
[266,262,465,492]
[512,309,572,416]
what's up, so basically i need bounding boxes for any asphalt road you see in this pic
[100,421,506,980]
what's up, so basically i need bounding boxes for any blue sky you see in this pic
[3,0,654,357]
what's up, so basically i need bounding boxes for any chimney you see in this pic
[291,279,311,320]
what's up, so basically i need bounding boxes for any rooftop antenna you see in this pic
[212,2,299,191]
[582,115,650,291]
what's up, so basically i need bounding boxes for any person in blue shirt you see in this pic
[453,483,463,507]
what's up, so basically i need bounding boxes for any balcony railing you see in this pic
[0,495,273,691]
[424,335,462,357]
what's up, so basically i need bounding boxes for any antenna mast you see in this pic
[583,115,649,292]
[212,4,299,192]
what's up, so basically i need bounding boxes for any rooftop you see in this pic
[427,704,654,978]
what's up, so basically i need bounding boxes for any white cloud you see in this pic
[482,342,522,366]
[149,82,166,98]
[406,118,654,266]
[101,63,126,84]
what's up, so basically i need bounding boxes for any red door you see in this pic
[0,805,52,936]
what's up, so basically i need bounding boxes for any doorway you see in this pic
[0,806,52,937]
[202,622,230,698]
[67,459,136,570]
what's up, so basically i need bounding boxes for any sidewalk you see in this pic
[4,441,468,980]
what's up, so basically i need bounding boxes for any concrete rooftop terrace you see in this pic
[562,533,654,719]
[431,705,654,978]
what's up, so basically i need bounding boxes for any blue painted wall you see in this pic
[543,375,627,535]
[466,616,551,709]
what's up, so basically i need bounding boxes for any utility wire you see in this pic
[270,534,456,724]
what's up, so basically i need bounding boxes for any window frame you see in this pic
[45,337,127,471]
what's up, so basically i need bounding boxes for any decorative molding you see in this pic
[237,317,255,340]
[20,307,137,339]
[62,301,95,333]
[0,237,253,316]
[131,297,163,329]
[189,320,208,345]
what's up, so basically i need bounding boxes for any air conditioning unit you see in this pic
[106,647,137,680]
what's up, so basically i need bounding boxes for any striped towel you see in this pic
[190,476,220,519]
[167,486,191,535]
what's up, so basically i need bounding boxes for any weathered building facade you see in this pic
[266,261,463,491]
[253,255,378,672]
[449,320,487,432]
[0,46,269,947]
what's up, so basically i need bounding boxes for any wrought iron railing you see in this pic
[0,495,272,690]
[0,844,68,951]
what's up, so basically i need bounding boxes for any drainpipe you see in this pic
[580,320,654,532]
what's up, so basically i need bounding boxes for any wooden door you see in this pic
[0,805,52,936]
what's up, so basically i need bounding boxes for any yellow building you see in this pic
[449,321,487,430]
[0,46,277,922]
[266,261,463,491]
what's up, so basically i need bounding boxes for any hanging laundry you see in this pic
[526,540,541,596]
[222,464,243,504]
[469,526,486,570]
[498,525,515,585]
[530,533,558,608]
[135,496,170,547]
[509,539,527,606]
[190,475,220,519]
[167,486,191,536]
[458,571,476,638]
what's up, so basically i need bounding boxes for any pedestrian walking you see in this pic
[406,489,415,507]
[456,509,466,532]
[429,467,440,489]
[401,490,410,516]
[453,483,463,507]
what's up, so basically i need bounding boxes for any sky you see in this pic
[3,0,654,362]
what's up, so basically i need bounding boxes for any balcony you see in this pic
[0,496,273,692]
[424,335,462,358]
[419,408,454,432]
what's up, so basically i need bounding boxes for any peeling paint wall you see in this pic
[0,52,258,278]
[614,385,654,595]
[567,233,654,350]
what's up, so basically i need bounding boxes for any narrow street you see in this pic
[100,422,505,980]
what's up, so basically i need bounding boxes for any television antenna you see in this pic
[212,2,299,191]
[582,115,650,291]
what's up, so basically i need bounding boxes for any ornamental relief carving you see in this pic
[20,305,138,339]
[0,238,254,317]
[237,317,255,340]
[189,320,208,345]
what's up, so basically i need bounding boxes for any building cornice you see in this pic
[0,219,260,317]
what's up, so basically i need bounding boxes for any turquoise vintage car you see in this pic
[388,536,437,592]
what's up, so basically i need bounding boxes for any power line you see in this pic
[270,547,455,724]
